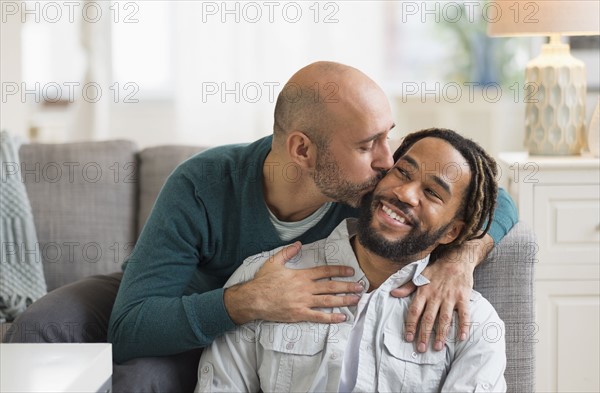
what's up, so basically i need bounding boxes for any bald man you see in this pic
[108,61,397,359]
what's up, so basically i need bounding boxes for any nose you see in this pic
[392,182,419,207]
[373,140,394,171]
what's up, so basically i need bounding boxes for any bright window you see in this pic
[111,1,173,99]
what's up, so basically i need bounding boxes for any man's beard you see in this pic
[313,147,385,208]
[357,191,451,264]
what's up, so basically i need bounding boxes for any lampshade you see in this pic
[488,1,600,37]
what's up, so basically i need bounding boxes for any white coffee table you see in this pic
[0,343,112,392]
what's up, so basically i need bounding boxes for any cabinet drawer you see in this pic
[533,185,599,268]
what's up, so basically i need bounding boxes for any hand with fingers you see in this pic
[224,241,363,325]
[391,235,494,352]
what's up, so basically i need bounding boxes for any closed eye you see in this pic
[395,167,410,179]
[358,142,374,152]
[425,188,442,201]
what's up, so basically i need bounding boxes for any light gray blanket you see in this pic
[0,131,47,322]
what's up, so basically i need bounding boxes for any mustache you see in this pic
[371,194,420,227]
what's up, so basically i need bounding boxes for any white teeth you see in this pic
[382,205,406,224]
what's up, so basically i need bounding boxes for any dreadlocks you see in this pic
[393,128,498,256]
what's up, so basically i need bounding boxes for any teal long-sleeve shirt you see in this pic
[107,136,518,363]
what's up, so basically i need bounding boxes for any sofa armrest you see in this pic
[474,221,536,393]
[1,322,12,342]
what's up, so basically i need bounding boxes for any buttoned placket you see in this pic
[352,261,428,392]
[352,288,381,391]
[323,229,370,392]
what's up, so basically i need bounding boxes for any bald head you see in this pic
[273,61,390,148]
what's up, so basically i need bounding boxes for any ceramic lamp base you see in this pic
[588,99,600,157]
[524,42,587,155]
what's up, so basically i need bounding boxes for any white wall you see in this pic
[1,16,27,138]
[18,1,388,149]
[9,1,600,151]
[172,1,387,147]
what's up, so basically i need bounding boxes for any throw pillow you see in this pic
[0,130,47,322]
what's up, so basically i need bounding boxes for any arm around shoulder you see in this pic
[486,188,519,245]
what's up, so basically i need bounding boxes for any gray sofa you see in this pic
[2,140,536,392]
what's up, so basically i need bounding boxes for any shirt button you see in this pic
[202,365,211,374]
[358,279,366,288]
[286,342,294,350]
[330,353,338,360]
[482,383,490,389]
[411,352,418,359]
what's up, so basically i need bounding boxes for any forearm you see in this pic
[437,232,494,273]
[224,282,262,325]
[108,287,236,363]
[487,187,518,244]
[221,252,268,325]
[107,169,238,362]
[455,187,517,269]
[458,188,519,270]
[466,233,495,269]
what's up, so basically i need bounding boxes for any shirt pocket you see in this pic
[379,331,448,393]
[258,322,328,392]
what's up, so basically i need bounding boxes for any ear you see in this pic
[286,131,317,169]
[438,220,465,245]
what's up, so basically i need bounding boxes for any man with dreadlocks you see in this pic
[195,128,506,393]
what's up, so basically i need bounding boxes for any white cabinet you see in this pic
[499,153,600,392]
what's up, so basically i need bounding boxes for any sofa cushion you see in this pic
[136,145,206,236]
[19,141,138,291]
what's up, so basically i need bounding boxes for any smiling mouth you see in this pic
[380,203,413,226]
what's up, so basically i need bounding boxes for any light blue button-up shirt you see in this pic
[195,219,507,392]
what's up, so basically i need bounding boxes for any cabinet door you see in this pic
[533,185,600,279]
[536,281,600,392]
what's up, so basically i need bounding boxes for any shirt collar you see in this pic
[325,218,431,293]
[323,218,367,286]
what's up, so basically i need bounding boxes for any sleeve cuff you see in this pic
[487,188,519,244]
[183,288,237,346]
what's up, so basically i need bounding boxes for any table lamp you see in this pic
[488,0,600,155]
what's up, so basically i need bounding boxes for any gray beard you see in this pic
[313,148,384,208]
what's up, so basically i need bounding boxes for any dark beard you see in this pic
[313,148,385,208]
[357,191,451,264]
